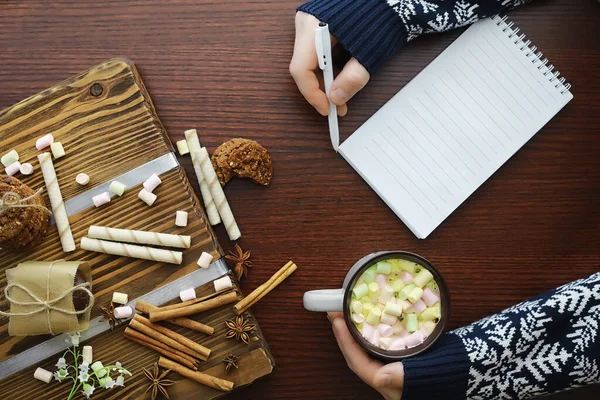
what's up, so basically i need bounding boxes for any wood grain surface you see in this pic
[0,0,599,399]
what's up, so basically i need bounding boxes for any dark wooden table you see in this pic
[1,0,598,399]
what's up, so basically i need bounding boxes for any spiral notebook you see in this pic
[339,15,573,239]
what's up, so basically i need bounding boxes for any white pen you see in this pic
[315,22,339,151]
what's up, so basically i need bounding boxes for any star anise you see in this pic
[224,315,256,345]
[222,355,239,374]
[99,303,119,331]
[225,244,252,280]
[143,362,175,400]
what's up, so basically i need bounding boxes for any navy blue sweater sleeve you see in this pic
[401,273,600,399]
[298,0,534,74]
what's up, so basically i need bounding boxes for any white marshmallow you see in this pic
[196,251,213,268]
[404,330,425,348]
[378,337,393,349]
[213,275,233,292]
[19,163,34,175]
[421,321,437,335]
[5,161,20,176]
[112,292,128,305]
[378,324,394,337]
[138,188,157,206]
[82,345,93,364]
[51,142,65,159]
[379,285,394,304]
[179,288,196,302]
[76,173,90,185]
[175,210,188,227]
[36,134,54,150]
[389,338,406,351]
[143,173,162,193]
[34,367,53,383]
[380,312,397,326]
[352,313,365,324]
[92,192,111,208]
[113,306,133,319]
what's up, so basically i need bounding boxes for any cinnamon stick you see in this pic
[128,318,208,361]
[158,357,234,392]
[124,327,198,370]
[233,261,297,315]
[132,314,211,360]
[150,291,238,322]
[136,300,214,335]
[157,288,234,312]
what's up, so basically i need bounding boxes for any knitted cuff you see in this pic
[401,333,470,400]
[298,0,407,74]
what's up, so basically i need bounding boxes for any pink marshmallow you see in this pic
[412,299,427,313]
[92,192,111,208]
[143,173,162,193]
[379,285,394,304]
[422,287,440,307]
[370,330,381,346]
[401,272,414,284]
[113,306,133,319]
[5,161,20,176]
[419,328,431,340]
[389,338,406,351]
[36,134,54,150]
[375,274,387,289]
[378,324,393,337]
[404,331,425,348]
[362,323,376,338]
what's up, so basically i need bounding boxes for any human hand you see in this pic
[290,12,370,117]
[328,312,404,400]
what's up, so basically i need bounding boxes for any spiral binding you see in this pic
[494,15,571,94]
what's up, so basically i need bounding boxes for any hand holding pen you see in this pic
[290,12,371,119]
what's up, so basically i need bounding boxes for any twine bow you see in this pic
[0,188,52,217]
[0,261,94,335]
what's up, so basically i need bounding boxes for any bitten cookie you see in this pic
[211,138,273,186]
[0,175,49,250]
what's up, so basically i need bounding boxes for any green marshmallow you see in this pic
[361,301,374,317]
[109,180,127,196]
[407,287,424,303]
[399,284,416,301]
[391,280,405,293]
[362,268,376,283]
[383,302,403,316]
[414,269,434,288]
[397,259,417,274]
[427,280,439,292]
[421,305,442,321]
[91,361,107,378]
[366,307,382,326]
[352,283,369,300]
[376,261,392,274]
[1,150,19,167]
[390,259,402,273]
[405,313,418,333]
[368,282,379,298]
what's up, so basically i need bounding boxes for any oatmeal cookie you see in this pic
[211,138,273,186]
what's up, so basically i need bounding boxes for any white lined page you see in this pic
[339,16,573,239]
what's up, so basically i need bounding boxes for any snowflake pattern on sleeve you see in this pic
[452,273,600,399]
[386,0,533,41]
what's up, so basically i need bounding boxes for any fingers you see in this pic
[330,314,383,387]
[373,362,404,390]
[290,14,330,116]
[329,57,370,106]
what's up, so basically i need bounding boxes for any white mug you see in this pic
[303,251,450,360]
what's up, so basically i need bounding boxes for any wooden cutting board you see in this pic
[0,59,274,398]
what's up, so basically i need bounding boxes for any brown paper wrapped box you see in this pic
[2,260,94,336]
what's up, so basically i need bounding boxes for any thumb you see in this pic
[373,362,404,390]
[329,57,370,106]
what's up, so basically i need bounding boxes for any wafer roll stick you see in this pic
[185,129,220,226]
[88,226,191,249]
[234,261,297,315]
[132,314,211,360]
[196,148,241,241]
[158,357,234,392]
[124,327,198,367]
[38,152,75,252]
[136,300,214,335]
[124,328,198,370]
[81,237,182,264]
[150,291,238,322]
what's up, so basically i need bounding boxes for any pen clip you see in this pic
[315,23,332,71]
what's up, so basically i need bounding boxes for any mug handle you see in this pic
[303,289,345,312]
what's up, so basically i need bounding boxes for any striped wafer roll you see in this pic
[81,237,182,264]
[196,148,241,241]
[185,129,220,226]
[37,152,75,252]
[88,226,191,248]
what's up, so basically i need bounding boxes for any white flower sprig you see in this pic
[52,345,131,400]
